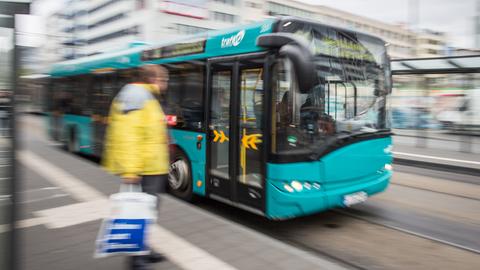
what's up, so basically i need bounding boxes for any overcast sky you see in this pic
[27,0,478,48]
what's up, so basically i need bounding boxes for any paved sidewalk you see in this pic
[15,130,345,270]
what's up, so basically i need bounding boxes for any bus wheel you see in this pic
[168,150,193,201]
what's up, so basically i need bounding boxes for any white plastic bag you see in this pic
[95,184,157,258]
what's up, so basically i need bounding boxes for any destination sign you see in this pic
[316,37,376,62]
[291,29,377,62]
[142,40,206,61]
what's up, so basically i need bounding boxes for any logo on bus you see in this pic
[221,30,245,48]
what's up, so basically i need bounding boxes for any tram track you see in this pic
[258,207,480,270]
[272,202,480,269]
[393,164,480,185]
[332,208,480,255]
[389,182,480,201]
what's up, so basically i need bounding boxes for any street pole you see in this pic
[0,2,30,270]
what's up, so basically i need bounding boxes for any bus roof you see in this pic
[49,18,278,77]
[50,17,388,77]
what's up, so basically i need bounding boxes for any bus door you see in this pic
[207,56,266,213]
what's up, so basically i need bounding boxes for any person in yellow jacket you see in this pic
[102,64,169,270]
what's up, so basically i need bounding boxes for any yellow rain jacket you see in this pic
[102,83,169,177]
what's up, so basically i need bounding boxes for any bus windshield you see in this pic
[272,21,391,160]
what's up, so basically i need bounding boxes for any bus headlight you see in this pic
[290,181,303,192]
[384,164,393,171]
[280,181,321,193]
[283,183,294,193]
[303,182,312,190]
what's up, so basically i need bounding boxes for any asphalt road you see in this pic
[18,115,480,270]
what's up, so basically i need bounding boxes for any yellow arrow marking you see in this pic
[213,130,221,142]
[219,131,229,143]
[242,134,262,150]
[241,135,249,149]
[213,130,229,143]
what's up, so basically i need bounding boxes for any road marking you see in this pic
[18,151,104,202]
[393,151,480,165]
[0,217,45,234]
[0,224,9,234]
[17,150,238,270]
[17,217,45,229]
[20,193,69,204]
[35,199,109,229]
[149,225,237,270]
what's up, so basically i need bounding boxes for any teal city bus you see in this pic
[48,17,393,219]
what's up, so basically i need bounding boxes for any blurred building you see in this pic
[42,0,451,68]
[415,29,448,58]
[44,0,245,60]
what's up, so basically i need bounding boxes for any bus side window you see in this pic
[91,76,103,116]
[50,79,60,113]
[58,78,73,114]
[164,63,204,131]
[90,74,117,117]
[103,74,117,114]
[70,75,90,115]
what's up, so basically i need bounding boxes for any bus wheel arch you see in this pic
[168,145,193,201]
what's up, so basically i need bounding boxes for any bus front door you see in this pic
[207,58,266,214]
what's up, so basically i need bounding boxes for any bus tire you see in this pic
[168,149,193,201]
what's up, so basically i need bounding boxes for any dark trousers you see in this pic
[140,174,167,196]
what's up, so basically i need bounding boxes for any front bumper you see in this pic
[266,170,391,219]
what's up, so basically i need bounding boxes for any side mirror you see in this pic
[257,33,317,93]
[279,44,316,93]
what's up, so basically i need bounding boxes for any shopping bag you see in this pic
[94,184,157,258]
